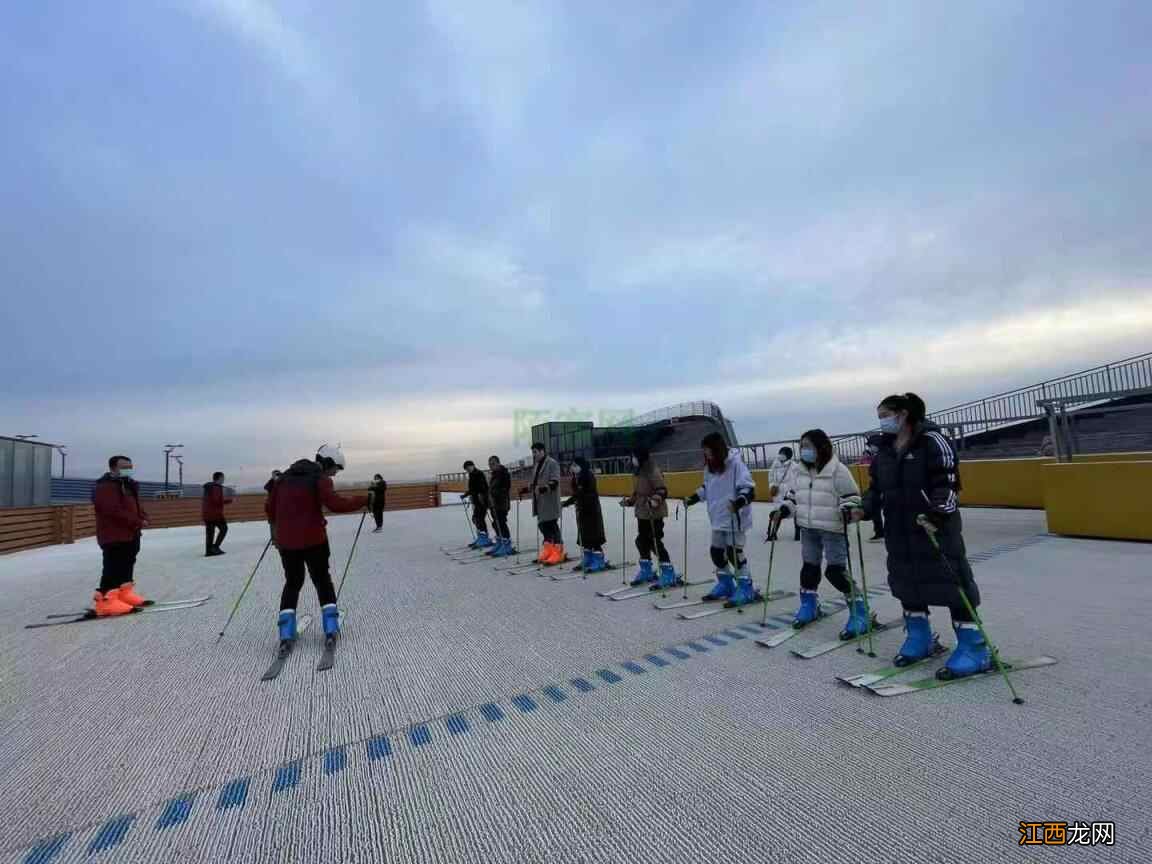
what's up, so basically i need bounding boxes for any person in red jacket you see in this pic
[264,469,282,546]
[202,471,234,556]
[265,445,368,645]
[91,455,151,616]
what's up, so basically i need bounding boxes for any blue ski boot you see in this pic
[894,612,940,666]
[629,559,655,587]
[655,561,681,590]
[792,590,823,627]
[277,609,298,642]
[321,603,341,639]
[937,623,992,680]
[586,551,608,573]
[839,594,874,639]
[701,569,736,603]
[724,567,762,608]
[474,532,493,549]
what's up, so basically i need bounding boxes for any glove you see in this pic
[840,503,863,523]
[619,497,633,508]
[728,495,748,513]
[775,502,792,519]
[684,495,699,507]
[916,512,944,533]
[562,499,573,508]
[538,486,550,494]
[648,496,662,509]
[367,491,376,507]
[459,493,468,501]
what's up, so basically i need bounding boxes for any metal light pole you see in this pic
[175,455,184,492]
[163,444,183,493]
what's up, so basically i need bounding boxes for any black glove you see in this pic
[459,493,468,501]
[537,486,549,494]
[684,494,699,507]
[728,495,748,512]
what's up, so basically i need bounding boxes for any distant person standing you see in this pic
[264,470,282,546]
[563,456,608,571]
[527,442,564,564]
[202,471,233,556]
[486,456,514,556]
[266,446,368,645]
[461,461,492,549]
[621,447,678,588]
[767,446,801,541]
[369,474,388,532]
[91,455,150,617]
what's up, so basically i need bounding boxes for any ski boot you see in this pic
[701,569,736,603]
[839,594,875,640]
[546,544,566,565]
[321,603,341,639]
[653,561,681,591]
[537,541,556,564]
[629,559,655,587]
[492,538,513,558]
[484,537,504,556]
[724,568,762,608]
[893,612,941,666]
[117,582,147,608]
[93,590,134,617]
[474,532,494,549]
[937,623,992,680]
[586,551,608,573]
[792,589,823,627]
[277,609,298,642]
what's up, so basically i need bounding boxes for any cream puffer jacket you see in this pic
[782,456,861,533]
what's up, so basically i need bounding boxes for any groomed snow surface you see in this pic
[0,502,1147,863]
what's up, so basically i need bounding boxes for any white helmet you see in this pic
[316,443,347,471]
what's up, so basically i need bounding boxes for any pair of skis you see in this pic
[597,575,713,602]
[836,652,1058,696]
[260,615,340,680]
[26,596,211,629]
[669,589,796,620]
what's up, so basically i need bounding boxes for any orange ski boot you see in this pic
[537,541,555,564]
[93,590,135,617]
[544,543,565,565]
[117,582,148,608]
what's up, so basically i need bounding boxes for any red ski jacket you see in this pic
[201,482,233,522]
[266,460,368,550]
[92,474,149,545]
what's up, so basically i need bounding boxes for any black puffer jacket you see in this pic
[863,421,980,608]
[564,458,606,549]
[466,469,489,508]
[488,465,511,512]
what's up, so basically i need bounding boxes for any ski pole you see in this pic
[336,510,368,600]
[216,537,273,642]
[620,499,627,585]
[682,500,689,600]
[760,516,777,627]
[843,515,875,658]
[917,515,1023,704]
[515,497,521,561]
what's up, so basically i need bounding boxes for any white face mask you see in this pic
[879,415,902,435]
[571,464,581,475]
[119,468,134,478]
[631,456,640,468]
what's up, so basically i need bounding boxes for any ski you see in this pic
[753,601,847,648]
[654,596,705,610]
[610,576,712,601]
[864,656,1057,697]
[790,619,898,659]
[596,584,636,598]
[677,590,795,621]
[43,595,212,619]
[26,599,209,629]
[316,635,338,672]
[836,642,950,688]
[261,614,314,681]
[551,565,621,582]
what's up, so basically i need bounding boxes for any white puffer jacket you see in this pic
[782,456,861,533]
[694,449,755,533]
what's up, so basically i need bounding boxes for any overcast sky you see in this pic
[2,1,1149,485]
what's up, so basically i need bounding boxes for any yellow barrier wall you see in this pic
[1043,461,1152,541]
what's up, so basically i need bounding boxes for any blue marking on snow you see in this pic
[644,654,670,667]
[722,629,747,640]
[366,736,392,761]
[409,725,432,747]
[272,762,301,793]
[446,714,471,735]
[686,641,710,652]
[155,794,196,830]
[216,777,249,811]
[87,815,134,854]
[323,747,346,776]
[596,669,623,684]
[703,634,727,646]
[666,646,691,659]
[621,661,647,674]
[737,623,761,633]
[569,677,595,693]
[512,694,538,713]
[23,833,69,864]
[542,686,567,703]
[480,703,505,722]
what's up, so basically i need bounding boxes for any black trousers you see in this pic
[100,537,140,592]
[635,518,671,563]
[472,502,489,534]
[539,519,561,543]
[205,519,228,552]
[279,542,337,610]
[901,602,974,623]
[372,504,385,529]
[492,508,510,539]
[872,507,885,538]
